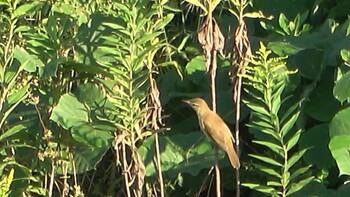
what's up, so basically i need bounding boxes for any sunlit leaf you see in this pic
[329,135,350,176]
[50,93,89,130]
[249,154,282,167]
[287,176,314,196]
[185,0,207,14]
[287,149,308,170]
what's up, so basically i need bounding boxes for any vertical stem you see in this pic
[154,133,164,197]
[210,52,220,197]
[235,76,242,197]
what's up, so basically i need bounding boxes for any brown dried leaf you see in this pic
[198,16,225,72]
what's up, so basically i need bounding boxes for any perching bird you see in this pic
[183,98,240,169]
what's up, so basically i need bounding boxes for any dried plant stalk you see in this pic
[232,18,252,197]
[198,12,225,197]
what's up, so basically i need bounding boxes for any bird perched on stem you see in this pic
[183,98,240,169]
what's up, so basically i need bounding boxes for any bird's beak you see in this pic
[182,99,190,104]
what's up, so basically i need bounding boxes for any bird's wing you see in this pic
[203,112,233,151]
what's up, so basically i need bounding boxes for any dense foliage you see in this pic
[1,0,350,196]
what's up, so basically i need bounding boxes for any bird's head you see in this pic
[182,98,209,114]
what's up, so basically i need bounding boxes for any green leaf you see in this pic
[153,13,174,30]
[252,140,283,156]
[280,111,300,137]
[299,124,335,169]
[136,32,162,46]
[254,164,282,178]
[246,102,270,117]
[185,55,206,85]
[289,165,312,182]
[294,49,324,79]
[249,154,282,167]
[50,93,89,130]
[71,146,108,173]
[287,149,308,170]
[242,183,279,195]
[267,42,303,56]
[267,181,282,187]
[329,106,350,137]
[329,135,350,176]
[341,49,350,66]
[334,71,350,103]
[278,13,289,34]
[71,124,113,149]
[286,129,302,151]
[14,1,44,16]
[247,124,280,141]
[305,80,341,122]
[287,176,314,196]
[280,102,299,124]
[139,132,226,177]
[0,124,27,141]
[184,0,207,14]
[6,84,30,105]
[14,47,44,72]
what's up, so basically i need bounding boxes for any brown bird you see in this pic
[183,98,240,169]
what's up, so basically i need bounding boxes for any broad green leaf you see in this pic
[185,55,206,85]
[293,49,324,79]
[75,83,105,107]
[334,71,350,103]
[341,49,350,66]
[305,80,341,122]
[329,135,350,176]
[329,106,350,137]
[71,146,108,173]
[299,124,335,169]
[249,154,282,167]
[14,47,44,72]
[139,132,226,177]
[71,124,113,149]
[50,93,89,130]
[268,42,303,56]
[287,149,308,170]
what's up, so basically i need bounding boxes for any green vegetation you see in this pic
[0,0,350,196]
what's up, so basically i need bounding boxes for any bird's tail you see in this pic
[227,141,240,169]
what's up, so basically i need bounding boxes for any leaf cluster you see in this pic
[242,43,313,196]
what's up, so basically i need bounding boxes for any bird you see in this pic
[183,98,240,169]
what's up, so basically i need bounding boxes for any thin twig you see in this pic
[196,166,214,197]
[154,133,164,197]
